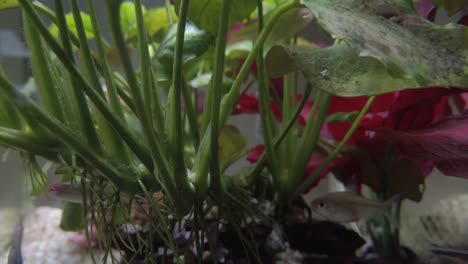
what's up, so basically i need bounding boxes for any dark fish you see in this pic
[432,247,468,260]
[7,220,23,264]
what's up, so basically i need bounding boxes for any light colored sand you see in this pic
[0,207,121,264]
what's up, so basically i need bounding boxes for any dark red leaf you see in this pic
[415,0,437,21]
[375,114,468,179]
[458,14,468,26]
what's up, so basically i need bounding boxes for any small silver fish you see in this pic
[48,183,83,203]
[310,191,397,223]
[48,183,131,204]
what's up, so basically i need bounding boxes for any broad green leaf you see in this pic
[0,0,18,10]
[232,7,313,48]
[178,0,257,35]
[119,1,147,35]
[131,6,177,42]
[189,73,233,92]
[303,0,468,89]
[127,7,177,42]
[432,0,467,16]
[219,125,247,170]
[49,12,94,40]
[154,23,214,85]
[266,44,423,96]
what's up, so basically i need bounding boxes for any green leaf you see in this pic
[432,0,467,16]
[232,7,313,48]
[49,12,95,40]
[302,0,468,89]
[178,0,257,35]
[266,41,466,97]
[326,111,359,123]
[0,0,18,10]
[138,6,177,42]
[154,23,214,85]
[266,44,414,96]
[119,1,147,36]
[218,125,247,170]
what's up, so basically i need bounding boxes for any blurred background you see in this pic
[0,0,467,216]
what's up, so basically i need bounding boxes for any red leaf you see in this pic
[246,144,264,163]
[375,114,468,178]
[232,92,282,120]
[233,93,260,114]
[415,0,437,21]
[458,14,468,26]
[434,159,468,179]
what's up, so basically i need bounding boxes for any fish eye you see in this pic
[319,201,325,208]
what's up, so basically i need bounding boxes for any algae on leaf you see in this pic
[300,0,467,90]
[266,44,423,96]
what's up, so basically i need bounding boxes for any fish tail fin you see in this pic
[382,194,401,223]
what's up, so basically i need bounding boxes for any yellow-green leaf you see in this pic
[0,0,18,10]
[120,1,147,35]
[49,12,95,40]
[128,6,177,41]
[219,125,247,170]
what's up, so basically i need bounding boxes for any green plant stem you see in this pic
[135,0,154,133]
[22,14,64,123]
[295,96,376,195]
[105,0,168,176]
[164,0,174,24]
[288,91,331,196]
[0,74,139,193]
[71,0,129,164]
[166,0,195,216]
[282,74,293,166]
[244,83,314,184]
[134,0,168,163]
[194,0,233,196]
[54,0,103,154]
[182,81,200,150]
[0,127,59,160]
[208,0,231,198]
[85,0,131,165]
[113,72,137,112]
[219,1,304,125]
[256,0,281,189]
[86,0,126,121]
[18,0,153,171]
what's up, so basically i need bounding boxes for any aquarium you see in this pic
[0,0,467,263]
